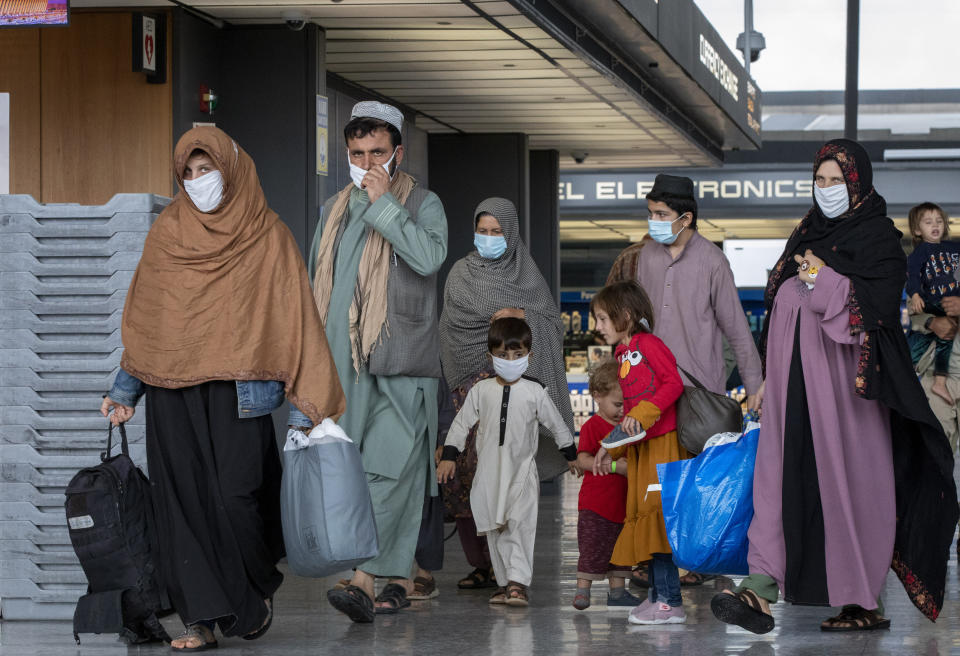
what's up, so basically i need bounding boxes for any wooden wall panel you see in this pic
[0,29,42,198]
[40,12,173,204]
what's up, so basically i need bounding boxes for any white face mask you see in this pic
[492,354,529,383]
[183,170,224,213]
[814,183,849,219]
[348,147,398,190]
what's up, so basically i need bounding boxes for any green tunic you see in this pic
[308,186,446,577]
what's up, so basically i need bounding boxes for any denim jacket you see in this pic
[109,368,311,424]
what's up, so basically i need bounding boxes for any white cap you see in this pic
[350,101,403,133]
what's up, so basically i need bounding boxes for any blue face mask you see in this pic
[647,215,686,245]
[474,233,507,259]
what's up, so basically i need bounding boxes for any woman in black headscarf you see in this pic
[711,139,958,633]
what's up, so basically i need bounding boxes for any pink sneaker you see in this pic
[628,601,686,625]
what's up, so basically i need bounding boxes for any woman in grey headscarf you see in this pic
[439,197,575,589]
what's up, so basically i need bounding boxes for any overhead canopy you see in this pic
[78,0,763,169]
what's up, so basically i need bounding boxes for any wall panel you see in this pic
[39,12,173,204]
[0,29,41,198]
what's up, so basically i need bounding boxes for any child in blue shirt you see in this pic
[906,202,960,404]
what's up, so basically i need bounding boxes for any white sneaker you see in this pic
[628,601,686,625]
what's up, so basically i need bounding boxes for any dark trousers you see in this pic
[145,381,283,637]
[415,492,445,572]
[455,516,491,570]
[908,331,953,376]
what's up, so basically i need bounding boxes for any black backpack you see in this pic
[65,422,170,645]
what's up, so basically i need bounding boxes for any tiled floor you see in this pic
[1,477,958,656]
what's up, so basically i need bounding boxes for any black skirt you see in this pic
[145,380,284,636]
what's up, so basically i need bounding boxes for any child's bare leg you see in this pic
[932,375,954,404]
[577,577,593,590]
[608,574,625,589]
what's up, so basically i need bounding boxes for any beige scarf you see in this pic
[313,171,416,373]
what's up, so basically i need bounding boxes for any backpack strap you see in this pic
[102,422,130,462]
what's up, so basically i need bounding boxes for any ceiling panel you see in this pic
[101,0,720,170]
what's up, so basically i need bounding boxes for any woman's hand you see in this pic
[436,460,456,484]
[100,396,135,426]
[941,296,960,317]
[491,307,525,322]
[794,249,826,286]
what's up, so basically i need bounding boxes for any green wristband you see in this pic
[611,461,616,473]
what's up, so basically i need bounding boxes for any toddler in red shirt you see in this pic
[572,359,643,610]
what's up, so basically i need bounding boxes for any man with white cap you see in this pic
[289,101,448,621]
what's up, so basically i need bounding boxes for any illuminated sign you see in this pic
[559,176,812,204]
[558,168,960,214]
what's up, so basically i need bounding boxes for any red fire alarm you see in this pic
[199,85,218,115]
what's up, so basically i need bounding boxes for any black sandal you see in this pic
[242,597,272,641]
[680,571,713,587]
[711,589,775,635]
[630,566,650,589]
[374,583,411,614]
[820,605,890,632]
[458,567,496,589]
[327,585,375,623]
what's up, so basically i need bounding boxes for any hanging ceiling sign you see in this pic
[559,167,960,214]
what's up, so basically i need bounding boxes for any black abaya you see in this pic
[145,381,284,636]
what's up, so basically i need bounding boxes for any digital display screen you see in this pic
[0,0,68,26]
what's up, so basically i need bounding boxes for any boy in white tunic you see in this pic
[437,317,578,606]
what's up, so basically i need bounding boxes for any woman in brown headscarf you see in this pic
[100,127,345,651]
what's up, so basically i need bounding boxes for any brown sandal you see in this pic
[488,586,508,605]
[505,582,529,607]
[710,589,775,634]
[820,605,890,632]
[408,575,439,600]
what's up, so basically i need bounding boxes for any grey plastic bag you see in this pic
[280,420,379,578]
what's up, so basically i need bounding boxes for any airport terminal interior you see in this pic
[1,0,959,654]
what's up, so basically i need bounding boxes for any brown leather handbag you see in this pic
[675,366,743,454]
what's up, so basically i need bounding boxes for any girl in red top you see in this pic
[572,359,642,610]
[590,280,688,625]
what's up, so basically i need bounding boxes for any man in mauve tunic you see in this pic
[636,175,762,409]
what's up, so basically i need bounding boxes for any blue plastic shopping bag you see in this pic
[656,425,760,576]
